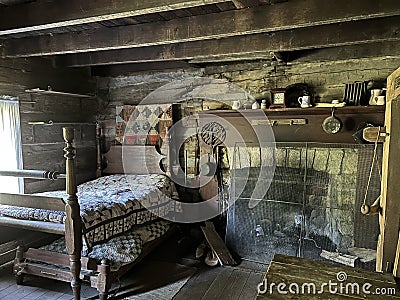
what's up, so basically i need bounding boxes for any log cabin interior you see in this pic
[0,0,400,299]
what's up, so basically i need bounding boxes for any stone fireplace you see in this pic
[225,143,381,269]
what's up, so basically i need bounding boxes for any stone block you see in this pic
[275,148,287,167]
[248,146,261,167]
[340,189,357,206]
[298,148,307,167]
[338,235,354,251]
[288,149,302,169]
[312,148,329,172]
[226,147,235,169]
[340,175,357,187]
[326,149,344,175]
[338,213,354,236]
[238,147,251,168]
[306,149,316,169]
[342,149,358,174]
[329,175,342,192]
[308,184,329,197]
[307,195,325,207]
[260,146,275,167]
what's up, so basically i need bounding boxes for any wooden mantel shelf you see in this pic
[203,105,385,116]
[199,106,385,144]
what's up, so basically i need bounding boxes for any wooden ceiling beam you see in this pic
[0,0,232,35]
[231,0,286,8]
[55,17,400,67]
[189,53,275,64]
[230,0,262,9]
[91,61,200,77]
[285,41,400,64]
[2,0,400,57]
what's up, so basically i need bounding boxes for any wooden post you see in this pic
[14,245,25,285]
[97,259,111,300]
[63,127,82,299]
[393,232,400,277]
[96,123,102,178]
[376,66,400,273]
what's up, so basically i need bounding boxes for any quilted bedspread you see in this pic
[40,219,171,270]
[0,174,180,250]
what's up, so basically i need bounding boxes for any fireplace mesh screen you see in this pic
[225,142,381,270]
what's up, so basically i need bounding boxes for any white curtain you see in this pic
[0,97,23,193]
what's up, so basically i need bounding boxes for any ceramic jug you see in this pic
[232,100,241,110]
[369,89,384,105]
[298,95,312,108]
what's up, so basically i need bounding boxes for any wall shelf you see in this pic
[203,105,384,116]
[198,106,385,144]
[25,88,93,98]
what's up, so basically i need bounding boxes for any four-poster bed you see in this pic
[0,127,179,299]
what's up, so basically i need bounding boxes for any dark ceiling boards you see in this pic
[0,0,399,72]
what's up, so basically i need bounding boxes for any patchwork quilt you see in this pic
[116,104,173,146]
[0,174,180,250]
[40,219,171,271]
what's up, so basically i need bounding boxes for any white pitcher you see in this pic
[369,89,384,106]
[232,100,241,109]
[298,95,311,108]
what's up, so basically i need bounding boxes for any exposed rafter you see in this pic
[91,61,200,77]
[55,17,400,67]
[0,0,233,36]
[231,0,262,8]
[2,0,400,58]
[231,0,287,8]
[285,41,400,64]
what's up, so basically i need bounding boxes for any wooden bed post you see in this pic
[15,245,25,285]
[97,259,111,300]
[96,123,102,178]
[63,127,82,300]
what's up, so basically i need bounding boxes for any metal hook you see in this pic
[331,107,336,117]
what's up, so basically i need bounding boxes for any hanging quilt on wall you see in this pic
[116,104,173,146]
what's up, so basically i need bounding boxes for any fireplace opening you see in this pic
[224,143,381,270]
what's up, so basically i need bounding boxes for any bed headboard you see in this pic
[102,145,166,175]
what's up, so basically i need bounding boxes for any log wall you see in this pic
[95,55,400,141]
[0,57,97,193]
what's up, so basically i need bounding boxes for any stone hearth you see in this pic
[225,143,381,268]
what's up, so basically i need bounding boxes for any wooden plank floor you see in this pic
[257,254,400,300]
[173,260,268,300]
[0,260,267,300]
[0,229,268,300]
[0,265,96,300]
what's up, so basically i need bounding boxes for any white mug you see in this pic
[232,100,241,110]
[298,95,311,108]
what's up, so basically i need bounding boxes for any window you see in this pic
[0,96,23,193]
